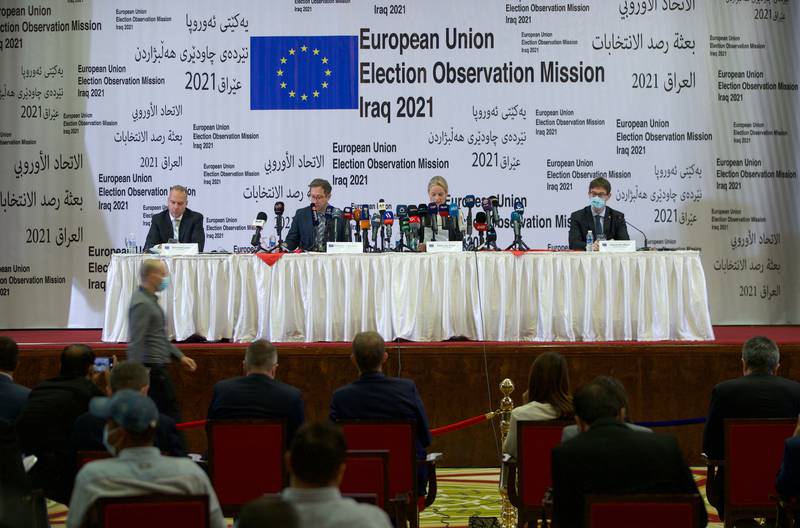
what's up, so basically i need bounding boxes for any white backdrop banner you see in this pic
[0,0,797,328]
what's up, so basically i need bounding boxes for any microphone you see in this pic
[438,203,450,232]
[311,203,319,226]
[624,219,650,250]
[359,205,370,236]
[481,198,493,229]
[510,211,522,239]
[325,205,334,242]
[342,207,353,242]
[463,194,476,237]
[396,204,408,219]
[427,203,439,236]
[370,212,381,246]
[513,198,524,215]
[377,199,387,212]
[251,211,267,247]
[274,202,285,232]
[409,215,421,248]
[408,204,418,220]
[331,207,343,243]
[448,202,460,232]
[417,202,429,229]
[400,215,410,248]
[473,211,488,245]
[382,210,394,245]
[490,195,500,225]
[353,206,362,242]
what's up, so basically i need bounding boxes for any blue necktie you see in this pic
[594,215,603,237]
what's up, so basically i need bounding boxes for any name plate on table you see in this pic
[152,243,199,256]
[427,241,463,253]
[326,242,363,254]
[598,240,636,253]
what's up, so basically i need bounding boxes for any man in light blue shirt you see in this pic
[282,421,392,528]
[66,390,224,528]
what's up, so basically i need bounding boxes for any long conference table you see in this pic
[102,251,714,343]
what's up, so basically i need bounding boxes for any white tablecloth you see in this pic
[102,252,714,343]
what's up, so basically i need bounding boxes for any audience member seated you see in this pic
[777,415,800,499]
[66,390,225,528]
[561,375,651,443]
[0,418,37,527]
[0,336,30,424]
[237,497,299,528]
[71,361,185,457]
[330,331,432,495]
[281,421,392,528]
[207,339,304,443]
[503,351,573,458]
[551,376,706,528]
[703,336,800,520]
[16,344,107,504]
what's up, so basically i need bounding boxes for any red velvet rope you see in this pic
[430,413,493,436]
[174,412,495,435]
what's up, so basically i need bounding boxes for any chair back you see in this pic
[586,494,703,528]
[339,421,416,501]
[517,420,570,508]
[725,418,795,513]
[76,450,112,469]
[206,419,286,515]
[340,449,390,510]
[86,494,209,528]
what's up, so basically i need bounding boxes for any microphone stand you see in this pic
[505,220,530,251]
[625,220,650,251]
[269,215,289,253]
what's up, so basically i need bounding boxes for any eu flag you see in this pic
[250,35,358,110]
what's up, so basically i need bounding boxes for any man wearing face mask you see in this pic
[568,177,629,251]
[127,259,197,421]
[66,390,225,528]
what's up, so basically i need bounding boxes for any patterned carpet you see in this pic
[46,467,722,527]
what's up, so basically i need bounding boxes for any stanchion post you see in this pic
[498,378,517,528]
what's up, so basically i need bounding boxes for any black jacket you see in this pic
[285,204,348,251]
[207,374,305,444]
[568,205,629,250]
[552,418,706,528]
[70,411,186,457]
[703,372,800,459]
[144,208,205,252]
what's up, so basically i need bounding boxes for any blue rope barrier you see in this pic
[634,417,707,428]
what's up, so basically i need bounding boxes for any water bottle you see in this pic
[586,230,594,252]
[267,234,277,249]
[125,233,137,254]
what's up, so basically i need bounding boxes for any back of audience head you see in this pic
[0,336,19,374]
[288,421,346,488]
[59,344,95,377]
[525,352,573,418]
[245,339,278,377]
[237,497,298,528]
[741,335,779,374]
[573,376,627,430]
[109,361,150,394]
[351,331,386,374]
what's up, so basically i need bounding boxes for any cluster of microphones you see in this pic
[250,195,530,252]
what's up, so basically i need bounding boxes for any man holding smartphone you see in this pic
[127,259,198,420]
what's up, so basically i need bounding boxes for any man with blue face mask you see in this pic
[127,259,197,420]
[66,390,225,528]
[568,177,629,250]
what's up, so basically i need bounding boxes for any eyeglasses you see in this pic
[309,193,328,200]
[589,191,609,198]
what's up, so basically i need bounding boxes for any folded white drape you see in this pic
[102,252,714,343]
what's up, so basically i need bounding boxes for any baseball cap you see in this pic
[90,389,158,433]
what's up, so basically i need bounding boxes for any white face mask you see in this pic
[102,424,118,456]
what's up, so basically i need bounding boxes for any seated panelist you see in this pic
[418,175,465,252]
[568,176,629,251]
[285,178,347,252]
[144,185,205,252]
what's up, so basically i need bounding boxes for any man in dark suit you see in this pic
[703,336,800,519]
[207,340,304,443]
[568,176,629,250]
[144,185,205,252]
[0,336,30,423]
[285,178,348,251]
[777,417,800,499]
[70,360,185,457]
[329,331,432,494]
[552,376,705,528]
[15,344,107,503]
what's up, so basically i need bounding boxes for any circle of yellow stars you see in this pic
[277,44,331,103]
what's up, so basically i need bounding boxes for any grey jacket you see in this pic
[127,287,183,365]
